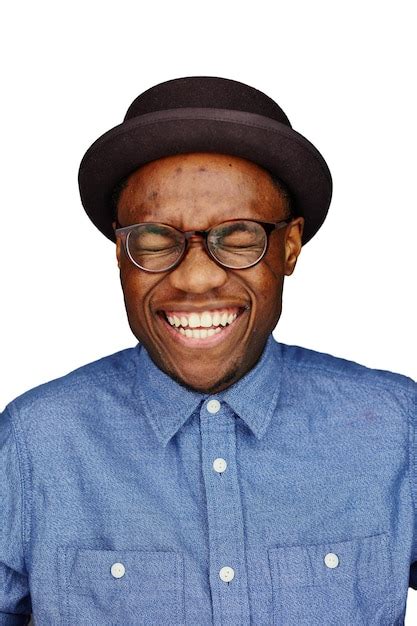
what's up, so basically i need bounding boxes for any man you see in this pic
[0,76,416,624]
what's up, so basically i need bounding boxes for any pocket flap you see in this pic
[64,547,182,591]
[268,532,389,587]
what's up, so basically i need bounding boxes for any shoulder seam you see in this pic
[12,363,137,409]
[59,363,137,389]
[6,405,32,568]
[408,391,417,562]
[284,359,414,398]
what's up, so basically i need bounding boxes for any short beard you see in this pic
[156,358,241,395]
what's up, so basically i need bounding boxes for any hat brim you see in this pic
[78,108,332,245]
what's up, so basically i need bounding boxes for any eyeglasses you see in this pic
[114,218,292,273]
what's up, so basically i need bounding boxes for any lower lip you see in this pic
[158,310,246,347]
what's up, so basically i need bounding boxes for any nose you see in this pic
[168,240,228,293]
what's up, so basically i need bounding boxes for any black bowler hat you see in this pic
[78,76,332,245]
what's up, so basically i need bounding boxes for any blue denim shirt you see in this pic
[1,334,416,625]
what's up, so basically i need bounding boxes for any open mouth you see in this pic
[157,306,247,345]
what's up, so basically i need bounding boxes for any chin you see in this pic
[169,361,242,394]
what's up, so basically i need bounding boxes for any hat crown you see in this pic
[124,76,292,127]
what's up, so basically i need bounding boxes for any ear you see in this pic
[284,217,304,276]
[112,221,121,269]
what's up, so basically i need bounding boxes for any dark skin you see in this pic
[113,153,304,394]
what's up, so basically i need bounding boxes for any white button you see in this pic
[207,399,221,414]
[111,562,126,578]
[213,457,227,473]
[219,566,235,582]
[324,552,339,569]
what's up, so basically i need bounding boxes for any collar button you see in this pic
[206,399,221,414]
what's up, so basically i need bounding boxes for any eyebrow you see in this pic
[143,223,174,235]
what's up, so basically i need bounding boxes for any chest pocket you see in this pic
[57,547,185,626]
[268,532,393,626]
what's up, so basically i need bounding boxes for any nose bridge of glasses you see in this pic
[181,231,219,267]
[183,229,208,242]
[181,229,211,258]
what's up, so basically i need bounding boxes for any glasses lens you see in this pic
[208,220,267,268]
[126,223,184,271]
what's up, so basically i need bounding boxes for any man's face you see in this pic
[113,153,303,393]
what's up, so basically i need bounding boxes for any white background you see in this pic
[1,0,416,619]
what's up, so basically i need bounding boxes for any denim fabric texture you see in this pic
[1,333,416,625]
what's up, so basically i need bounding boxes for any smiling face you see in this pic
[113,153,304,394]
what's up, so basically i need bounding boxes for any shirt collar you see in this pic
[134,333,283,447]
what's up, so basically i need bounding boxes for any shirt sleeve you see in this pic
[0,408,32,624]
[410,388,417,590]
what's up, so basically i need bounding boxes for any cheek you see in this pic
[256,276,284,316]
[249,257,285,320]
[253,252,284,296]
[120,266,149,317]
[120,264,169,331]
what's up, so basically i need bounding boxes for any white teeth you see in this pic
[164,309,240,333]
[220,312,229,326]
[200,311,212,328]
[188,312,201,328]
[212,311,220,326]
[170,324,231,339]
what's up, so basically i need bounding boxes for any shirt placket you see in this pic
[200,397,251,626]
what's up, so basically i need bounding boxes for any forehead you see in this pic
[116,152,285,227]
